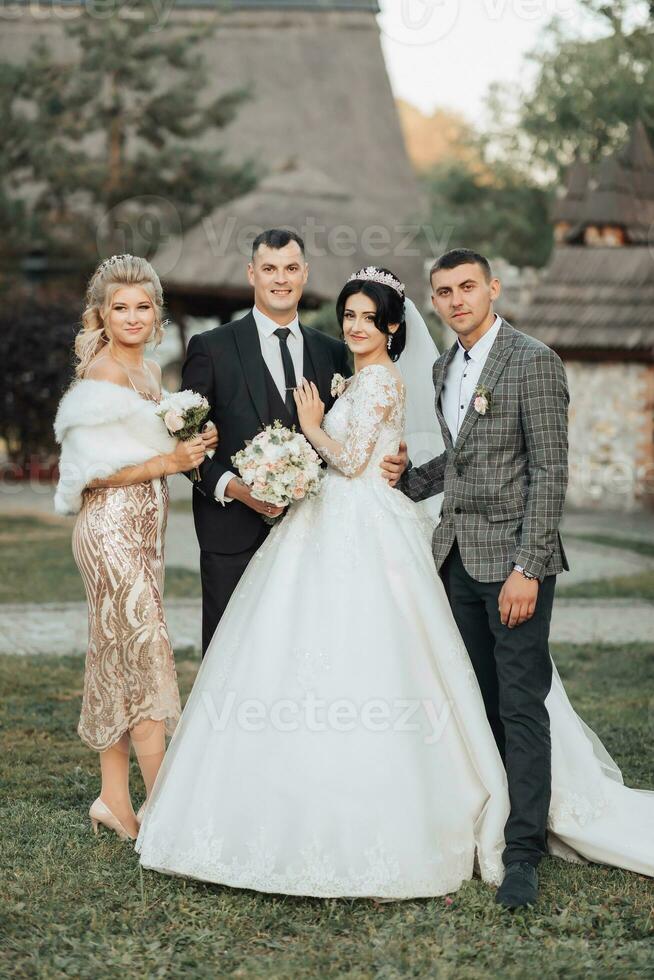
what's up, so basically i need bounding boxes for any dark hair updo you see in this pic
[336,268,406,361]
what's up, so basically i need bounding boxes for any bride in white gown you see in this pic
[136,271,653,898]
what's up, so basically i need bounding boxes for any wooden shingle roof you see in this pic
[553,121,654,245]
[551,160,590,226]
[517,245,654,355]
[523,123,654,358]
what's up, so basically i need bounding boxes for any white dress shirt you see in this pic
[440,315,502,443]
[214,306,304,504]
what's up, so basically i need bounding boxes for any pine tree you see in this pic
[1,3,255,266]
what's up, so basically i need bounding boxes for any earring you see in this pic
[387,335,392,350]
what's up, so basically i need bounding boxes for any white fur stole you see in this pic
[53,380,177,515]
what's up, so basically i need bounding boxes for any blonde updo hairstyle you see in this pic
[75,254,165,378]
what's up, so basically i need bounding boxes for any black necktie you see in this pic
[274,328,297,415]
[464,350,471,363]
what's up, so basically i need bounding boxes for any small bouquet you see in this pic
[232,421,324,521]
[158,389,211,481]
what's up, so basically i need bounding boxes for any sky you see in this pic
[377,0,603,127]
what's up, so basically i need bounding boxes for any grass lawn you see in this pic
[558,572,654,601]
[1,642,653,979]
[564,532,654,560]
[0,516,201,604]
[557,532,654,601]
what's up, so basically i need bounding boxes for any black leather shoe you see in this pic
[495,861,538,909]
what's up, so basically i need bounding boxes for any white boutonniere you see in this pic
[473,385,492,415]
[330,373,348,399]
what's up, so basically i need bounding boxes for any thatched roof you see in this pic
[0,0,427,306]
[158,167,426,304]
[149,0,427,305]
[1,2,407,217]
[191,2,420,217]
[517,246,654,356]
[552,121,654,244]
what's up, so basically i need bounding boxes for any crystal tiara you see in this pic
[347,267,406,297]
[96,254,136,275]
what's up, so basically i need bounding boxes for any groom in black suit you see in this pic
[182,229,351,655]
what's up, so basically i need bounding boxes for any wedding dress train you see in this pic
[136,365,653,897]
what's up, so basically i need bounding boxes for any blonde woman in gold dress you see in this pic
[54,255,217,842]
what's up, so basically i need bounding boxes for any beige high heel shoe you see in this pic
[135,801,147,826]
[89,798,136,841]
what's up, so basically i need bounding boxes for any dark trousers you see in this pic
[440,539,555,867]
[200,534,267,656]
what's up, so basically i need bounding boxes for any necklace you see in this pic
[110,350,146,373]
[109,351,157,395]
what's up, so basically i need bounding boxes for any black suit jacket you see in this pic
[181,311,351,554]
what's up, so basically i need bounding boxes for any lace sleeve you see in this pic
[314,366,402,478]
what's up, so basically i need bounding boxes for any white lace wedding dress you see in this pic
[136,365,653,897]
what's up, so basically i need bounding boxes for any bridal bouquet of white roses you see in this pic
[158,389,212,480]
[232,421,323,519]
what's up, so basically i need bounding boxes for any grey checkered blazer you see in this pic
[400,318,570,582]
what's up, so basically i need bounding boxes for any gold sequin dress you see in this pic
[73,391,181,752]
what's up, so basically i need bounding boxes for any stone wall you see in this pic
[565,360,654,511]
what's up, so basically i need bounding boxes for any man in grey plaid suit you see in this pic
[398,249,569,909]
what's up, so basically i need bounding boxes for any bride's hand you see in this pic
[294,379,324,433]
